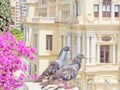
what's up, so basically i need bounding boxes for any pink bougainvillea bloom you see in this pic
[0,31,35,90]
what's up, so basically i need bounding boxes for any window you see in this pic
[46,35,53,50]
[115,5,120,17]
[102,0,111,17]
[94,4,99,17]
[100,45,110,63]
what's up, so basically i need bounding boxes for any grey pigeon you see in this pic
[36,46,70,82]
[40,54,85,88]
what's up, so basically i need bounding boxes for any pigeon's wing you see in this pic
[42,62,60,76]
[36,62,60,82]
[53,65,78,81]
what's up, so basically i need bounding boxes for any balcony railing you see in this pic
[85,64,119,72]
[26,0,38,3]
[32,17,55,23]
[59,0,70,5]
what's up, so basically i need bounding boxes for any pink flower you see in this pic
[0,31,36,90]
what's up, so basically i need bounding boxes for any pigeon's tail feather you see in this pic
[35,77,43,82]
[35,74,45,82]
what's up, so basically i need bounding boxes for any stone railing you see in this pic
[32,17,55,23]
[85,64,119,72]
[59,0,70,5]
[26,0,38,3]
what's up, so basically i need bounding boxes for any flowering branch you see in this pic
[0,31,35,90]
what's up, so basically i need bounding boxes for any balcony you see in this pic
[85,64,119,72]
[59,0,70,5]
[85,15,120,25]
[93,18,120,25]
[49,2,56,6]
[32,17,55,23]
[26,0,38,3]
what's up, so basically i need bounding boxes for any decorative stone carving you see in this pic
[77,14,84,24]
[101,36,112,41]
[87,13,94,23]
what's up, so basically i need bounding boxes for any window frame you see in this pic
[102,0,111,17]
[94,4,99,17]
[46,35,53,51]
[114,5,120,17]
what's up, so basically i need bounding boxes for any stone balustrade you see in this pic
[59,0,70,5]
[32,17,55,23]
[26,0,38,3]
[85,64,119,72]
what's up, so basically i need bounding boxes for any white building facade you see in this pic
[24,0,120,90]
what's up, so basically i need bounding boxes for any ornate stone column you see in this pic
[91,34,95,64]
[67,32,72,58]
[76,34,82,55]
[86,34,90,64]
[63,35,67,47]
[47,0,50,17]
[70,0,73,23]
[67,32,71,48]
[113,44,116,63]
[61,35,64,47]
[56,0,58,17]
[97,44,100,63]
[99,0,103,23]
[111,0,115,22]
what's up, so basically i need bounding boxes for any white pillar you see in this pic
[67,34,71,48]
[99,0,103,23]
[67,32,72,58]
[56,0,58,17]
[47,1,50,17]
[113,44,116,64]
[61,35,64,47]
[86,34,90,64]
[70,0,73,22]
[76,34,82,55]
[91,34,95,64]
[63,35,66,47]
[97,44,100,63]
[111,0,114,22]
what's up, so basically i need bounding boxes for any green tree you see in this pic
[10,29,24,41]
[0,0,12,32]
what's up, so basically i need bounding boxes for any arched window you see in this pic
[102,0,111,17]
